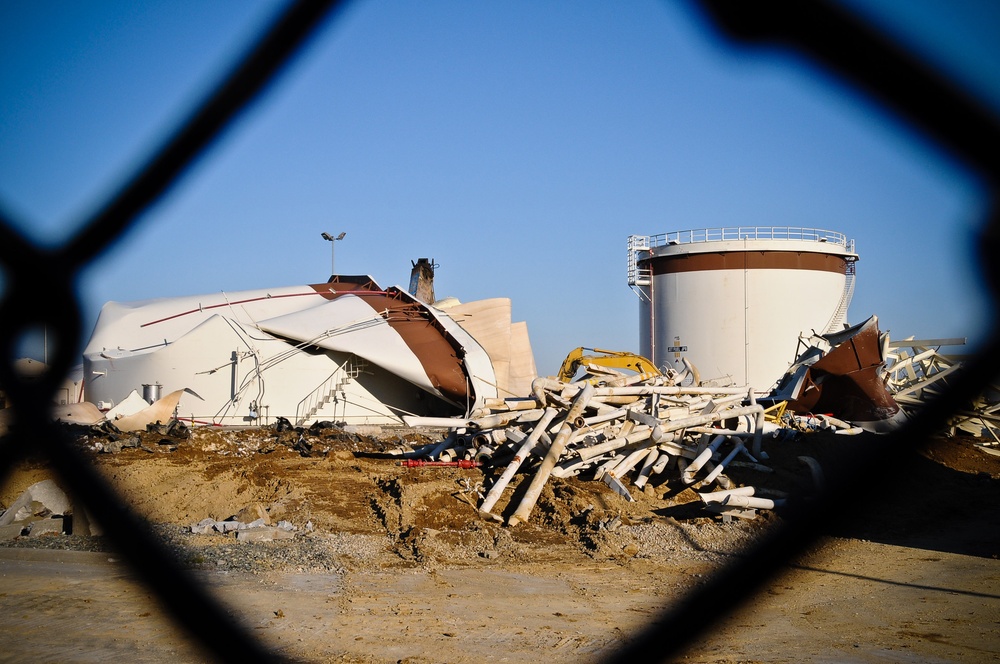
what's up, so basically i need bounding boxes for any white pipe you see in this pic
[698,393,745,414]
[514,409,547,424]
[658,404,766,437]
[650,451,671,475]
[582,395,644,406]
[576,426,653,461]
[550,457,596,478]
[702,441,744,485]
[632,447,661,489]
[604,371,661,387]
[609,446,653,479]
[683,357,701,386]
[748,387,764,458]
[650,426,680,444]
[531,377,587,399]
[582,408,630,426]
[682,435,727,484]
[504,427,527,444]
[705,494,782,510]
[702,461,733,490]
[470,409,543,430]
[676,457,689,482]
[593,454,622,482]
[658,440,698,460]
[402,415,473,429]
[480,397,544,412]
[626,408,659,428]
[383,442,439,457]
[816,414,854,430]
[477,407,559,518]
[509,383,595,526]
[686,427,754,436]
[474,445,496,462]
[698,486,756,502]
[428,434,458,461]
[438,446,467,462]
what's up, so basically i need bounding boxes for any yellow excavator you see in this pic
[555,347,660,383]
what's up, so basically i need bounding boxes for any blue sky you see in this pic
[1,1,997,376]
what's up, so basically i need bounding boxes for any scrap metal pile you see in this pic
[400,365,784,525]
[884,337,1000,443]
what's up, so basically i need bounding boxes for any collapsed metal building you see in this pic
[82,267,537,427]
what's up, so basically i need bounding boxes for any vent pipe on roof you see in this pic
[409,258,436,304]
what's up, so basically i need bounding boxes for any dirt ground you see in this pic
[1,424,998,663]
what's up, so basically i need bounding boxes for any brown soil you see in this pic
[1,425,998,662]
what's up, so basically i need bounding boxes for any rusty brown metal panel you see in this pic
[354,289,470,403]
[645,250,848,275]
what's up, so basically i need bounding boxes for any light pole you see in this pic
[321,231,346,275]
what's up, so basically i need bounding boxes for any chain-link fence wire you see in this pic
[0,2,344,661]
[610,3,1000,661]
[0,1,996,662]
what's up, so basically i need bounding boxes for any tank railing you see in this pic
[645,226,851,249]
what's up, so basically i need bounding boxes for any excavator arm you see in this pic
[556,347,660,383]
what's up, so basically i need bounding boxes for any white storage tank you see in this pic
[628,227,858,393]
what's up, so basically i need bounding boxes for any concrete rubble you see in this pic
[189,518,300,541]
[0,479,87,539]
[188,503,309,542]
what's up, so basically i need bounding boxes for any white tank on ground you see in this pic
[627,227,858,393]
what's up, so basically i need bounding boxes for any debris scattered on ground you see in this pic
[883,336,1000,444]
[190,503,313,542]
[0,479,74,539]
[398,366,781,525]
[189,513,305,542]
[772,316,907,432]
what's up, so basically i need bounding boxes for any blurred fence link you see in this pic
[0,1,996,662]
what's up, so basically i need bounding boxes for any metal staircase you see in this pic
[823,259,856,334]
[627,235,652,301]
[295,356,368,425]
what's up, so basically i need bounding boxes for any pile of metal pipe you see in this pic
[402,371,775,525]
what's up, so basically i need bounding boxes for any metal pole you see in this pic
[321,231,346,276]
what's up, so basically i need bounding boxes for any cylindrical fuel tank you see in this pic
[629,228,858,392]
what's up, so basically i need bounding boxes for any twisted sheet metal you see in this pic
[605,1,1000,661]
[0,2,346,662]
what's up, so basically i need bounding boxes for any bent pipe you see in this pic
[478,407,559,518]
[508,383,595,526]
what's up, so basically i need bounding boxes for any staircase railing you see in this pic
[294,356,367,426]
[823,259,856,334]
